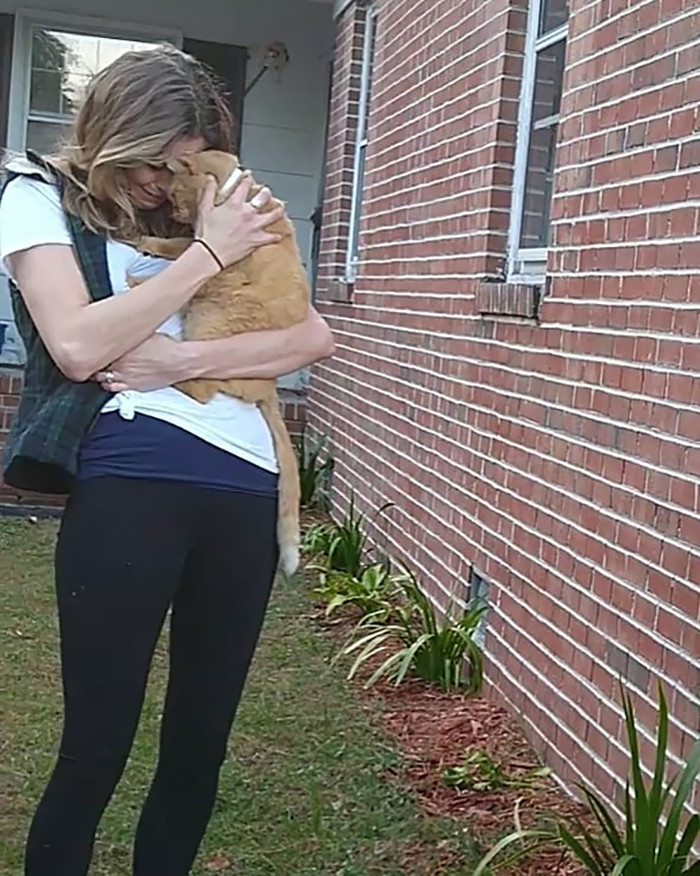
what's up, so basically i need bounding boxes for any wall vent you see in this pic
[468,566,490,649]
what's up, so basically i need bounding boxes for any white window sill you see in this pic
[506,272,547,287]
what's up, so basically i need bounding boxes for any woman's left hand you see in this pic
[94,333,185,393]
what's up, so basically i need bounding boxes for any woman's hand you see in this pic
[94,334,185,393]
[196,176,285,269]
[95,309,335,393]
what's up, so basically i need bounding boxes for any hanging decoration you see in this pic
[245,41,290,96]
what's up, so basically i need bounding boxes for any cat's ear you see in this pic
[165,157,192,175]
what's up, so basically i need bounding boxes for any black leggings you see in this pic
[25,476,279,876]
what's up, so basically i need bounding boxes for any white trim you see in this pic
[334,0,356,18]
[535,21,568,51]
[25,110,70,124]
[507,0,568,285]
[7,9,182,153]
[507,0,541,282]
[13,7,181,45]
[345,4,377,284]
[533,111,560,130]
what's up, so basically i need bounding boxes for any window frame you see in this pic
[507,0,568,286]
[7,8,182,153]
[0,10,181,365]
[345,4,377,285]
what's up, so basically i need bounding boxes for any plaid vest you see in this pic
[2,153,113,494]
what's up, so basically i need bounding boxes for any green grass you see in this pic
[0,519,476,876]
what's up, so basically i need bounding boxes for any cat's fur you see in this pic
[134,150,310,575]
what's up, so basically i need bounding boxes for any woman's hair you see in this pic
[47,44,234,239]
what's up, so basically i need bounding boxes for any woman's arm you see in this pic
[8,243,218,382]
[181,308,336,380]
[95,309,335,392]
[6,176,283,382]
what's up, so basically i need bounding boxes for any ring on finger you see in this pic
[103,369,116,385]
[251,188,270,210]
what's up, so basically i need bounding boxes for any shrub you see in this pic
[442,749,551,793]
[296,431,333,509]
[338,569,486,693]
[313,563,396,621]
[305,491,394,578]
[473,681,700,876]
[301,522,337,557]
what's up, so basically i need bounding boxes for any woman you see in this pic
[0,44,333,875]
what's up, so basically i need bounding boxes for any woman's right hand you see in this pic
[195,175,285,268]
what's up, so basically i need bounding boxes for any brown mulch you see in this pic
[299,506,330,529]
[371,683,583,828]
[367,682,589,875]
[299,513,590,874]
[311,605,591,874]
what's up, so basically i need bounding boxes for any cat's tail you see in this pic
[259,399,300,576]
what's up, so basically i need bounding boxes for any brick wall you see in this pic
[309,0,699,817]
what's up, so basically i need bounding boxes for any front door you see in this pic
[183,38,247,155]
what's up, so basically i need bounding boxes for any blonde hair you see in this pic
[46,44,234,239]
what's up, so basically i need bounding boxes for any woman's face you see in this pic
[124,135,206,210]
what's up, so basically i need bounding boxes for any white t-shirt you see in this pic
[0,173,278,473]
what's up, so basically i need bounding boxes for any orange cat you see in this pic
[135,151,309,575]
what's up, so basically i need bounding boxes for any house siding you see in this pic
[309,0,699,816]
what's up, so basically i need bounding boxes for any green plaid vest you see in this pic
[2,153,113,494]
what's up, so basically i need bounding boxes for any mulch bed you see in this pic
[314,606,590,874]
[367,681,589,875]
[300,513,590,874]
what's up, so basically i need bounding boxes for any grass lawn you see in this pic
[0,518,476,875]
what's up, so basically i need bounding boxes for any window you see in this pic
[508,0,569,284]
[1,12,179,365]
[6,12,179,154]
[345,6,377,284]
[25,28,159,154]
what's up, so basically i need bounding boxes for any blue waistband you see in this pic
[78,411,278,497]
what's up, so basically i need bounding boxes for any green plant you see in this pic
[472,681,700,876]
[442,749,551,793]
[301,522,337,557]
[295,431,333,508]
[338,569,486,693]
[321,492,393,578]
[313,564,397,621]
[301,494,392,574]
